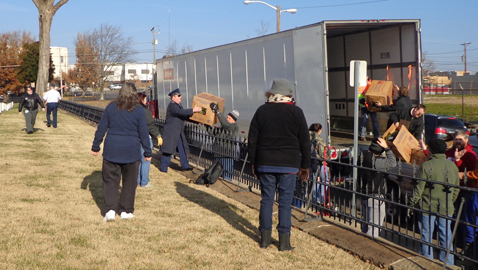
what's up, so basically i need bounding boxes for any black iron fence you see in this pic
[60,100,478,268]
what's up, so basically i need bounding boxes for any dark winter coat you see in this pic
[19,92,45,112]
[92,102,151,163]
[388,108,424,140]
[379,96,412,112]
[161,101,193,155]
[248,102,311,170]
[140,104,161,145]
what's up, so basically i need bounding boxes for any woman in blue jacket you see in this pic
[91,83,152,221]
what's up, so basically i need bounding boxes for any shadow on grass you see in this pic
[175,181,259,243]
[81,170,105,215]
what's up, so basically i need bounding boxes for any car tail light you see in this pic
[341,151,347,158]
[435,127,447,135]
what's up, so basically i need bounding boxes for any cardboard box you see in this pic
[365,80,393,112]
[384,126,419,163]
[189,92,225,125]
[409,148,428,166]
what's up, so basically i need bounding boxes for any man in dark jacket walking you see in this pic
[248,78,310,251]
[388,104,426,140]
[160,89,201,172]
[18,86,46,134]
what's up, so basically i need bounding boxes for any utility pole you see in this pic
[461,42,471,74]
[151,27,159,101]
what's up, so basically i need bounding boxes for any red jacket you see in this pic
[445,143,477,173]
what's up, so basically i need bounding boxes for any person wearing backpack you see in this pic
[248,78,310,251]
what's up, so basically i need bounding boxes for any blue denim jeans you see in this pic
[259,173,296,234]
[46,102,59,128]
[418,214,454,265]
[138,137,152,186]
[312,165,330,204]
[360,107,379,138]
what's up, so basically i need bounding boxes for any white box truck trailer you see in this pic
[154,19,422,153]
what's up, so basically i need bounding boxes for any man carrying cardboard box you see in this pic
[160,89,202,172]
[358,77,379,140]
[388,104,426,140]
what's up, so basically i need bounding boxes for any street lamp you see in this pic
[244,0,297,32]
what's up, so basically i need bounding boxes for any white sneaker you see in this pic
[120,212,134,219]
[103,210,116,222]
[144,183,154,188]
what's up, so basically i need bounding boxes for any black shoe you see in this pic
[47,123,51,127]
[359,137,366,141]
[260,230,272,249]
[181,167,193,171]
[27,131,33,134]
[278,233,295,251]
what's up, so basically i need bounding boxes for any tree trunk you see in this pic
[32,0,69,96]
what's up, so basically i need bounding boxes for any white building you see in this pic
[106,63,154,88]
[50,46,69,79]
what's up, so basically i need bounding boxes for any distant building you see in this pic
[106,63,154,88]
[425,70,477,95]
[50,46,68,79]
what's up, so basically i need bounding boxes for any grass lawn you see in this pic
[423,95,478,123]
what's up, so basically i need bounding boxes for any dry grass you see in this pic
[0,105,378,270]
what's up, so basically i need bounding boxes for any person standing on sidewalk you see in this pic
[43,83,61,128]
[160,89,201,172]
[18,86,45,134]
[91,83,152,221]
[248,78,310,251]
[137,92,162,188]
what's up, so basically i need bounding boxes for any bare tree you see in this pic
[165,39,179,56]
[32,0,69,96]
[181,43,194,54]
[422,52,436,77]
[255,21,270,36]
[74,24,135,100]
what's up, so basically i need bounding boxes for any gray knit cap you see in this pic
[268,79,292,96]
[228,110,239,121]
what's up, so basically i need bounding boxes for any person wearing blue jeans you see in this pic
[248,78,310,251]
[43,83,61,128]
[137,92,162,187]
[409,139,459,266]
[360,106,379,139]
[419,214,454,265]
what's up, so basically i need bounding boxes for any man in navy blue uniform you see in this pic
[160,89,201,172]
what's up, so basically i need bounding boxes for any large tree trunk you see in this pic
[32,0,68,96]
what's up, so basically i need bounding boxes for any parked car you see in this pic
[108,84,122,90]
[424,113,469,143]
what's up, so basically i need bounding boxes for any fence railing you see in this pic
[59,100,478,268]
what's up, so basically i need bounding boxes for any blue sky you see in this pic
[1,0,477,73]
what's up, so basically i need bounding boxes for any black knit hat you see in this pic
[428,139,447,154]
[369,138,384,155]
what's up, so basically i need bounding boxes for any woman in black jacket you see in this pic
[375,85,412,112]
[18,86,45,134]
[137,92,162,187]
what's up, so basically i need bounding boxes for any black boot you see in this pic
[260,230,272,249]
[279,233,295,251]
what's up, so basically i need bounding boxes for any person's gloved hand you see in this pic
[209,102,219,113]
